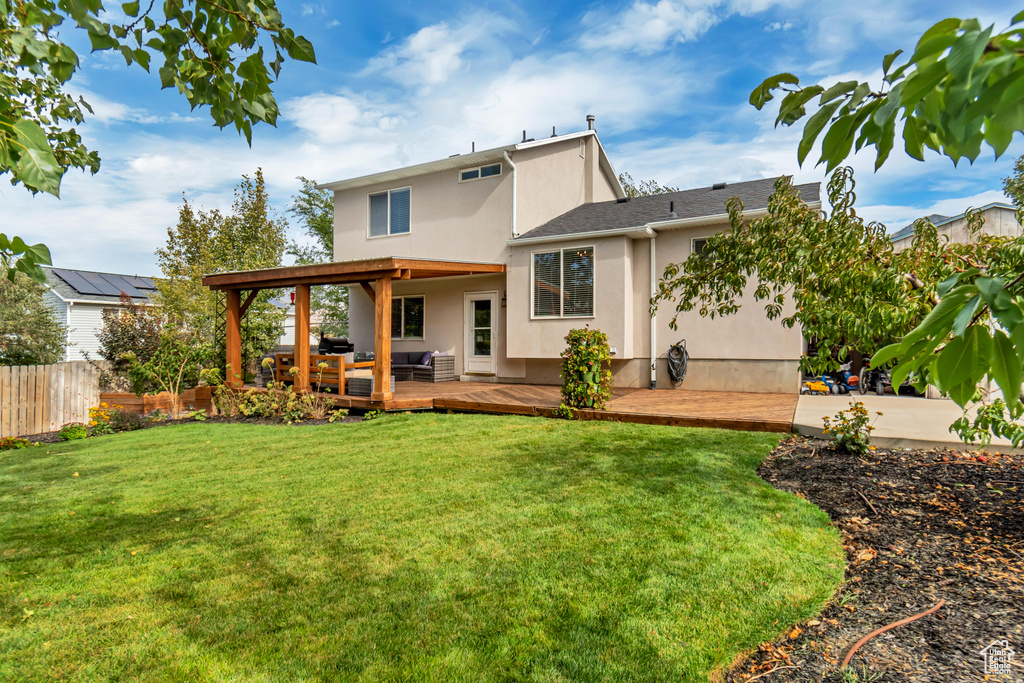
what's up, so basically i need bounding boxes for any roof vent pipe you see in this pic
[586,114,595,130]
[472,142,475,153]
[522,130,527,142]
[551,126,557,137]
[668,201,677,218]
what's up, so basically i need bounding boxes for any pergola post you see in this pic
[371,275,393,402]
[225,289,243,388]
[294,284,311,392]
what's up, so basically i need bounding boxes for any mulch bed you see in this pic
[18,413,365,444]
[726,436,1023,682]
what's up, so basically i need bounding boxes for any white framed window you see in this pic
[691,237,708,255]
[391,295,425,339]
[459,163,502,182]
[531,246,594,319]
[368,187,411,238]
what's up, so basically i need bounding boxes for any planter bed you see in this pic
[726,436,1023,682]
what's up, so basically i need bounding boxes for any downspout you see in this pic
[503,150,518,238]
[649,233,657,390]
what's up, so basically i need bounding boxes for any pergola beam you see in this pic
[359,282,376,301]
[239,289,259,318]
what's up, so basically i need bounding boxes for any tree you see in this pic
[288,177,347,336]
[0,272,66,365]
[751,12,1024,171]
[618,172,680,198]
[154,168,285,366]
[658,11,1024,446]
[2,0,316,281]
[93,293,164,392]
[124,325,211,416]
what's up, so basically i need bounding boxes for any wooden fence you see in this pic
[0,362,101,438]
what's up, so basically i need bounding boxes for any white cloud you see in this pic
[765,20,792,31]
[579,0,797,54]
[282,92,404,145]
[363,15,516,88]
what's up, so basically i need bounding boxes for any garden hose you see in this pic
[667,340,689,385]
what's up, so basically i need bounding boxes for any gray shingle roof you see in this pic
[514,177,820,241]
[890,213,949,242]
[44,266,157,304]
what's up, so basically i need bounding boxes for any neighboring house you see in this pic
[272,295,322,347]
[317,119,820,394]
[890,203,1022,251]
[43,266,158,361]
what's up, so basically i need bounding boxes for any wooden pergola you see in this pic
[202,257,506,403]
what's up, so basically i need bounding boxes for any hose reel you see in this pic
[667,339,689,386]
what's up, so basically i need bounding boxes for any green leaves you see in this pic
[754,9,1024,170]
[0,233,52,283]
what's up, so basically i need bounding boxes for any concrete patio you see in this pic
[795,393,1023,453]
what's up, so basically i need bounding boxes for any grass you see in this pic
[0,414,843,682]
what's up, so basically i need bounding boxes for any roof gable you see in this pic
[316,130,625,198]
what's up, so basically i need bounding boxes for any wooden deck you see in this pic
[323,381,797,433]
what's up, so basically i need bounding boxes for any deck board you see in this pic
[358,381,798,434]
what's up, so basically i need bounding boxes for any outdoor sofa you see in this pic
[391,351,455,382]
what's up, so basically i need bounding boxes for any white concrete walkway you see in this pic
[794,393,1022,453]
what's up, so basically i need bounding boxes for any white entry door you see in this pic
[464,291,498,375]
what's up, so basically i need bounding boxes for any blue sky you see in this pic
[5,0,1022,276]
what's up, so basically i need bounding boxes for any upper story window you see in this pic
[692,238,708,255]
[369,187,411,238]
[460,163,501,182]
[532,246,594,319]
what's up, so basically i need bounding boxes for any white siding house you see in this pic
[42,267,159,362]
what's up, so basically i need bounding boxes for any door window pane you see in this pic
[473,299,491,328]
[474,329,491,356]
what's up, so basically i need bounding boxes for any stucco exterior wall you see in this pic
[891,206,1022,251]
[651,225,803,364]
[330,136,620,266]
[506,235,634,360]
[332,162,514,264]
[514,136,618,234]
[346,274,525,379]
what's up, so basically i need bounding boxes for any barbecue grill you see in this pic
[318,334,354,355]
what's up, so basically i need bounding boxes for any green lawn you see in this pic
[0,414,843,682]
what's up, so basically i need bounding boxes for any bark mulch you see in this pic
[726,436,1023,682]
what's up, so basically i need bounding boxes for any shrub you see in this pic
[93,294,164,392]
[0,436,31,451]
[560,327,613,410]
[58,423,88,441]
[822,402,882,456]
[110,409,146,432]
[123,325,212,417]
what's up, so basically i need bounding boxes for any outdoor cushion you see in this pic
[419,352,433,366]
[391,352,409,365]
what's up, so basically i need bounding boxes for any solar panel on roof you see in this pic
[123,276,156,290]
[79,271,124,297]
[98,274,145,298]
[52,268,106,295]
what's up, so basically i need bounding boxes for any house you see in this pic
[310,119,820,394]
[890,203,1022,251]
[43,267,313,361]
[43,266,159,361]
